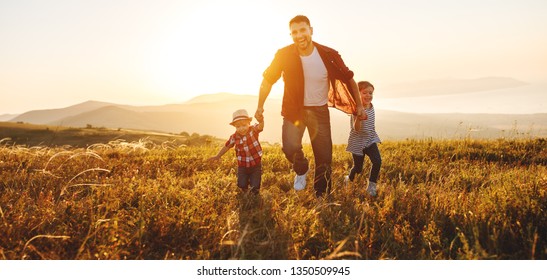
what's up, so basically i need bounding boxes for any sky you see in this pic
[1,0,546,115]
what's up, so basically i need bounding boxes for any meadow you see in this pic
[0,135,545,260]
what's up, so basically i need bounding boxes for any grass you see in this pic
[0,136,545,260]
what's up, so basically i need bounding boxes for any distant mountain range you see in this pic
[4,92,546,144]
[0,114,19,122]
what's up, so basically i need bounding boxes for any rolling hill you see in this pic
[5,93,546,144]
[10,100,117,124]
[0,114,19,121]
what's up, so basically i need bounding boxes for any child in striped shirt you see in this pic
[345,81,382,196]
[209,109,265,194]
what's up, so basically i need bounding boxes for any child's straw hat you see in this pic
[230,109,252,125]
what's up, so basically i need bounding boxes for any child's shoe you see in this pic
[367,181,377,197]
[344,175,350,187]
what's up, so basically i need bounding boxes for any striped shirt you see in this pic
[225,124,263,167]
[346,104,381,156]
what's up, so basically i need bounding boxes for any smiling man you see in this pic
[255,15,365,198]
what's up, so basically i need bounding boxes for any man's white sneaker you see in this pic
[294,173,307,191]
[367,181,377,196]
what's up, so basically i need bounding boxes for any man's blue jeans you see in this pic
[282,105,332,197]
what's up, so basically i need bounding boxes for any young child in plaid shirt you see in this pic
[209,109,265,194]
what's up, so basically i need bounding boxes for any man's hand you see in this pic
[255,108,265,122]
[356,105,367,120]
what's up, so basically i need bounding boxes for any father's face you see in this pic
[290,21,313,52]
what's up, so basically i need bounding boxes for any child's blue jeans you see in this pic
[237,162,262,193]
[349,143,382,183]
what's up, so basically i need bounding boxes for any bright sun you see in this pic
[143,1,287,101]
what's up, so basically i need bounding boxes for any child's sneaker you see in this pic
[294,172,307,191]
[344,175,350,187]
[367,181,377,197]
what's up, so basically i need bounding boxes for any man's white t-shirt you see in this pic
[300,47,329,106]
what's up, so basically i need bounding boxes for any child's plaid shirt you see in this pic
[225,124,263,167]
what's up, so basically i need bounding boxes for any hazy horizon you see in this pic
[2,79,546,116]
[1,0,546,115]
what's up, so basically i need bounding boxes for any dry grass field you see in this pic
[0,133,545,259]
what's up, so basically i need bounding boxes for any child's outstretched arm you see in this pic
[208,146,230,162]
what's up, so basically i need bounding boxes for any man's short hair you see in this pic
[289,15,310,26]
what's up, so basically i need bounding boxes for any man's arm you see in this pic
[349,78,366,119]
[255,78,273,121]
[353,114,361,131]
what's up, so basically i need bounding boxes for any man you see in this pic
[255,15,365,197]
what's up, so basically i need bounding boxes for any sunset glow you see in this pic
[142,1,285,99]
[1,0,546,114]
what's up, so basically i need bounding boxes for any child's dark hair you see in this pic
[358,81,374,90]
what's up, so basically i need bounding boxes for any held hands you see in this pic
[255,114,264,123]
[352,105,367,130]
[356,105,367,120]
[254,108,265,123]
